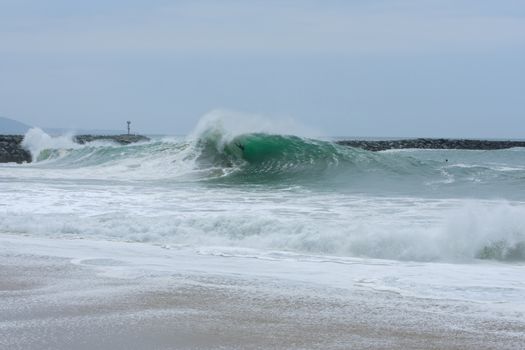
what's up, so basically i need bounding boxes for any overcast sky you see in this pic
[0,0,524,137]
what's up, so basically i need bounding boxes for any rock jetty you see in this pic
[336,138,525,152]
[74,134,150,145]
[0,134,150,163]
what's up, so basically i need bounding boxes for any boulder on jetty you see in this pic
[336,138,525,152]
[0,134,150,163]
[0,135,31,163]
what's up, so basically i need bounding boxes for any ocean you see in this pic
[1,114,525,339]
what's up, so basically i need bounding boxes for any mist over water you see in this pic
[2,112,525,262]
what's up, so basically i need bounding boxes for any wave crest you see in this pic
[22,128,79,161]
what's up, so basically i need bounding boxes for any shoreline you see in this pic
[1,234,524,349]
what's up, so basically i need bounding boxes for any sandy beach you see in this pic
[1,235,524,350]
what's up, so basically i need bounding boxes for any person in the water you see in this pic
[236,142,245,151]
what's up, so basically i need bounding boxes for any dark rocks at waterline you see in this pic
[0,134,150,163]
[74,134,150,145]
[0,135,31,163]
[336,138,525,152]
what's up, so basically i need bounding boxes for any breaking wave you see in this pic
[20,113,525,195]
[2,199,524,262]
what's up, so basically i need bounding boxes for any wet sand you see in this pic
[1,239,524,350]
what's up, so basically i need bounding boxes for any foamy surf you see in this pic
[1,112,523,262]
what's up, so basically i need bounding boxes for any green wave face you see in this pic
[236,134,342,163]
[476,240,525,261]
[204,133,360,184]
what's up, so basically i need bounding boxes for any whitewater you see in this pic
[1,112,525,348]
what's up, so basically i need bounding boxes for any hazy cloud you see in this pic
[1,1,524,54]
[0,1,523,137]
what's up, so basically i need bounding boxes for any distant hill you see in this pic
[0,116,32,134]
